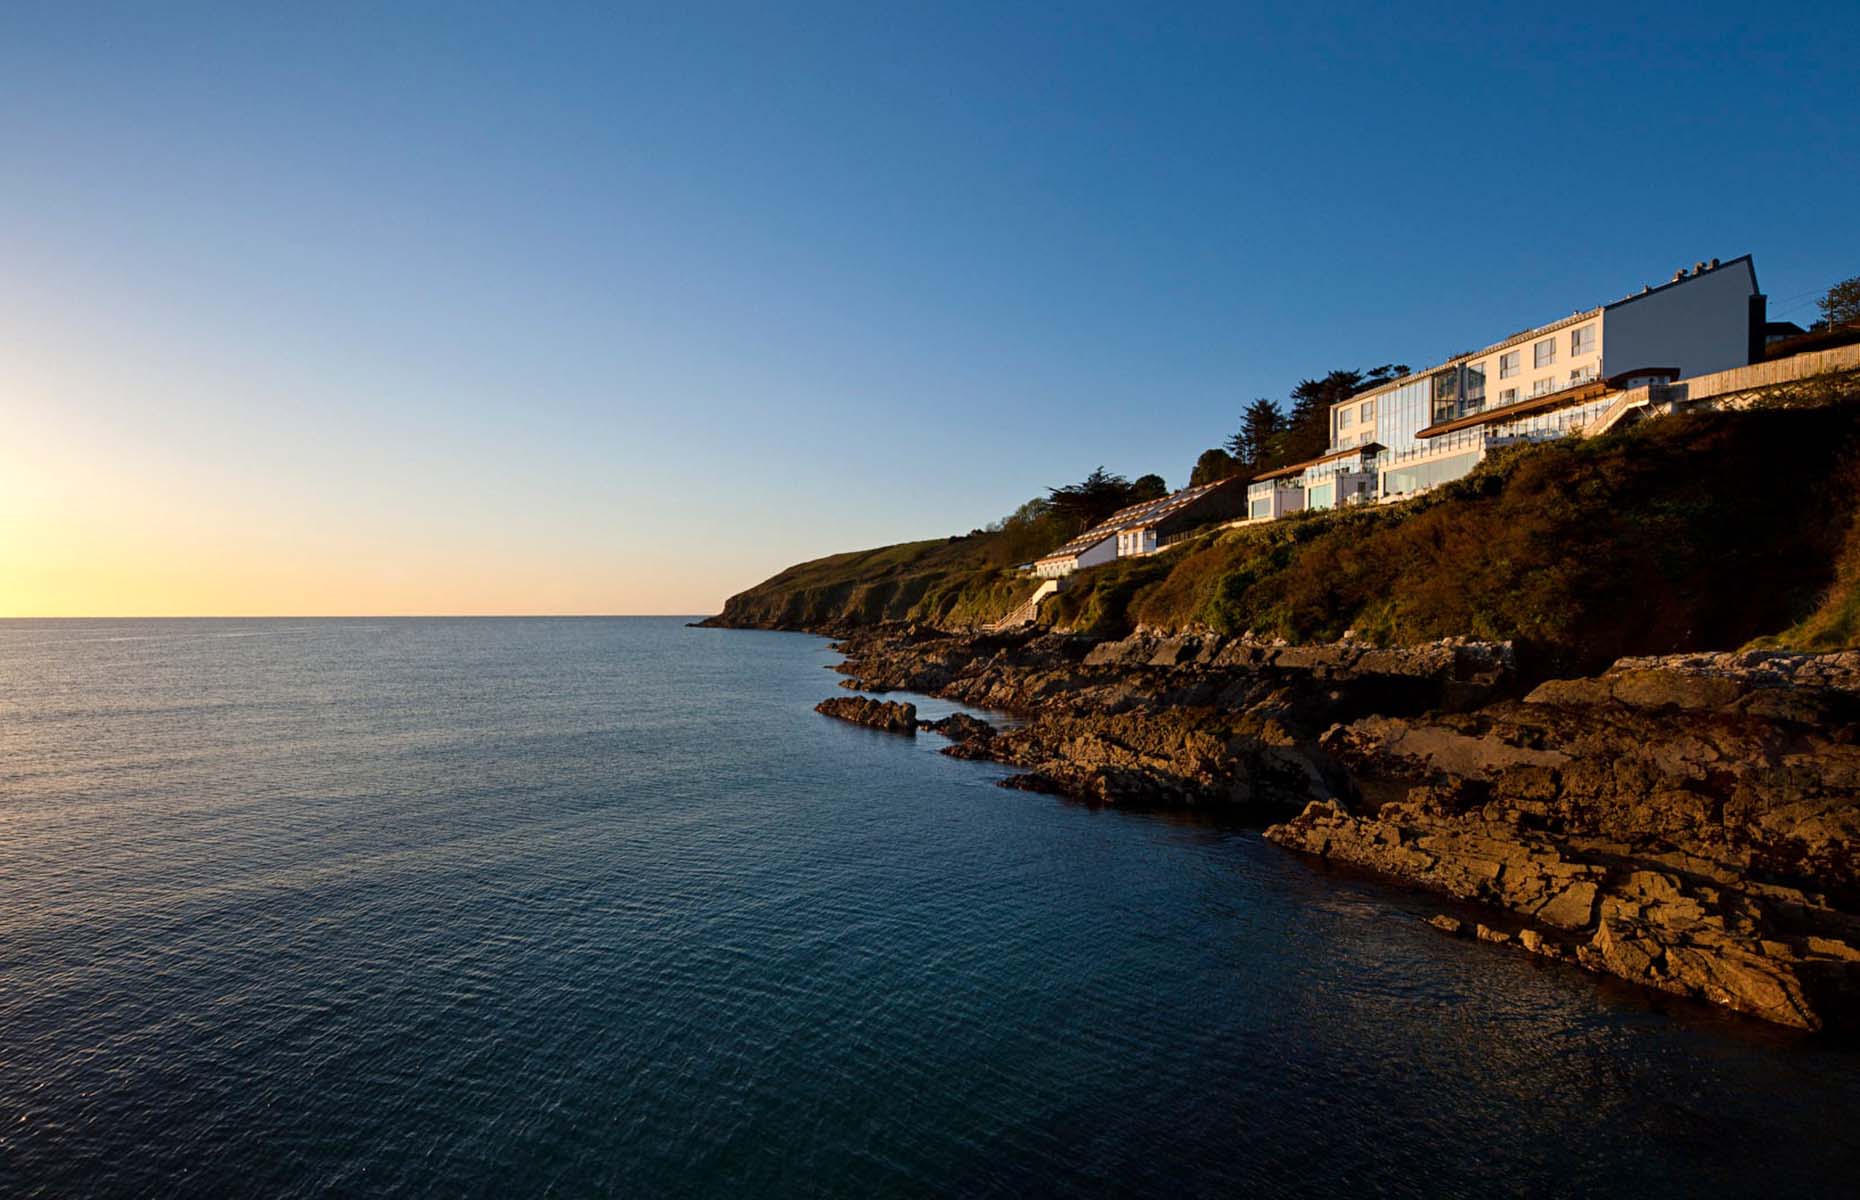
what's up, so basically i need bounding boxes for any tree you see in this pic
[1278,374,1352,465]
[1277,365,1411,465]
[1189,447,1240,487]
[1047,467,1143,531]
[1820,275,1860,328]
[1129,474,1168,503]
[1225,399,1284,472]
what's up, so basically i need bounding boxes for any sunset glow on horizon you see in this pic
[5,3,1856,617]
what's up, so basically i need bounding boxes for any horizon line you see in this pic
[0,613,715,621]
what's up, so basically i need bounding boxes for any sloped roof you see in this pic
[1036,478,1237,562]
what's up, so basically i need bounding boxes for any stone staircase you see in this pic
[983,579,1061,633]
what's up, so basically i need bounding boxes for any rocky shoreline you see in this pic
[811,624,1860,1030]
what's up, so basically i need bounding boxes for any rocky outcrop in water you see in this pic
[815,627,1860,1029]
[829,626,1511,814]
[814,696,919,734]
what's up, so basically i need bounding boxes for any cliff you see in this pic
[711,376,1860,1029]
[701,537,1043,631]
[709,385,1860,668]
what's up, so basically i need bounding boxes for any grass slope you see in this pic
[706,537,1041,629]
[713,382,1860,671]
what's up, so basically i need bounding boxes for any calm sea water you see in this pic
[1,618,1857,1197]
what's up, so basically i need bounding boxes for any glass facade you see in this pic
[1431,368,1461,421]
[1372,377,1432,455]
[1463,363,1486,411]
[1382,451,1481,497]
[1249,497,1271,519]
[1306,480,1336,511]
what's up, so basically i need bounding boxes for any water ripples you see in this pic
[1,618,1857,1197]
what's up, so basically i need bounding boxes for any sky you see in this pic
[3,1,1858,616]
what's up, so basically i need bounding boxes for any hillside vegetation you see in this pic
[710,381,1860,673]
[702,536,1043,630]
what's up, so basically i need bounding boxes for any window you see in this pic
[1533,339,1556,368]
[1249,497,1272,520]
[1431,367,1462,421]
[1570,365,1597,384]
[1500,351,1520,379]
[1382,451,1481,497]
[1531,377,1557,396]
[1359,399,1376,422]
[1499,387,1518,405]
[1337,408,1354,430]
[1571,324,1595,355]
[1463,363,1486,404]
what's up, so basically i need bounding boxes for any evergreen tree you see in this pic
[1820,275,1860,328]
[1189,447,1239,487]
[1047,467,1145,530]
[1129,474,1169,503]
[1224,399,1284,471]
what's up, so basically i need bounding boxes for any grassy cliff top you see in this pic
[711,377,1860,673]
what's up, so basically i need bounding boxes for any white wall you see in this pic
[1602,260,1756,380]
[1333,396,1379,448]
[1465,317,1603,409]
[1076,536,1118,570]
[1116,528,1158,556]
[1269,487,1306,518]
[1037,534,1118,578]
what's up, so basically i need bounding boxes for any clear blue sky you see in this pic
[5,1,1857,614]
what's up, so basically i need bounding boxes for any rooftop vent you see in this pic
[1694,261,1707,275]
[1673,268,1688,282]
[1708,257,1721,269]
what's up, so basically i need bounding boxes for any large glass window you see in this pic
[1463,363,1486,409]
[1534,339,1556,368]
[1249,497,1272,519]
[1306,480,1336,510]
[1382,451,1481,496]
[1375,377,1432,456]
[1500,351,1520,379]
[1431,368,1461,421]
[1359,399,1376,422]
[1571,324,1595,355]
[1338,407,1354,429]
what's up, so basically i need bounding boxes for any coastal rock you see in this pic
[813,626,1860,1029]
[814,696,919,734]
[924,712,996,745]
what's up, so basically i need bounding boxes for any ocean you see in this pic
[1,617,1856,1197]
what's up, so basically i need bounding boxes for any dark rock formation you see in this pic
[826,625,1511,815]
[1266,651,1860,1030]
[922,712,996,746]
[814,696,919,734]
[813,626,1860,1029]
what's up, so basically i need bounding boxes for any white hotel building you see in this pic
[1247,255,1764,519]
